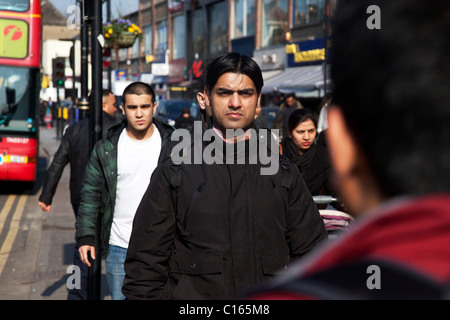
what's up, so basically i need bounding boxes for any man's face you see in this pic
[285,96,295,107]
[122,94,157,136]
[102,93,117,116]
[205,72,260,136]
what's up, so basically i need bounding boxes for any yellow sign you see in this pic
[171,87,187,92]
[0,18,28,59]
[285,43,325,63]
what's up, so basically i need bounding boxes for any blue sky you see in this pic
[49,0,138,19]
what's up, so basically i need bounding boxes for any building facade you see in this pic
[108,0,336,103]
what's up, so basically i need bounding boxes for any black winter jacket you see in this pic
[123,129,328,300]
[39,112,121,207]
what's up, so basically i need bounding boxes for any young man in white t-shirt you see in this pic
[75,82,174,299]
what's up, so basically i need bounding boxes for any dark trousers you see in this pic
[67,204,89,300]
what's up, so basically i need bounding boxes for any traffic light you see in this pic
[52,57,66,88]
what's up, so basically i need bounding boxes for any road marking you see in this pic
[0,195,16,237]
[0,195,27,277]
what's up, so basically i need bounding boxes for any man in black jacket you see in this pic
[38,89,122,300]
[123,53,327,300]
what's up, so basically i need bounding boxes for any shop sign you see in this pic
[286,38,327,67]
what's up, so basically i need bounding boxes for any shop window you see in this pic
[155,20,168,54]
[294,0,326,26]
[208,2,229,57]
[232,0,256,39]
[261,0,289,47]
[190,9,206,59]
[144,25,153,55]
[172,14,186,60]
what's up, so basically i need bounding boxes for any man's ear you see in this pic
[203,90,211,109]
[326,106,357,178]
[197,92,206,110]
[255,103,261,117]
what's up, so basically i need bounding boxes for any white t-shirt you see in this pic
[109,125,162,248]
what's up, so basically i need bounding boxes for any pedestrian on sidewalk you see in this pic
[75,82,174,300]
[122,53,327,300]
[38,89,121,300]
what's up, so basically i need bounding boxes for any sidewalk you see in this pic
[0,127,111,300]
[38,125,110,300]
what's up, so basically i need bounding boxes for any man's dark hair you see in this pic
[331,0,450,196]
[102,89,113,98]
[122,81,156,105]
[204,52,264,95]
[88,89,113,106]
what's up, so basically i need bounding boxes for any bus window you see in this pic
[0,0,29,12]
[0,65,36,132]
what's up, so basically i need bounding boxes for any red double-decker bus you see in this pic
[0,0,41,183]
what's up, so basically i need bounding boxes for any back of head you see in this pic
[331,0,450,196]
[204,52,264,95]
[122,81,156,105]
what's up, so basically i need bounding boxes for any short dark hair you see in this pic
[122,81,156,105]
[331,0,450,196]
[102,89,113,98]
[204,52,264,95]
[88,89,113,106]
[285,93,296,99]
[287,108,317,135]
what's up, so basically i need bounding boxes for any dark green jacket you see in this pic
[75,118,174,256]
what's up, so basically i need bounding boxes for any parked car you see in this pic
[155,99,200,126]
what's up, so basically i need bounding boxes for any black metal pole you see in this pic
[106,0,112,91]
[87,0,103,300]
[78,0,89,120]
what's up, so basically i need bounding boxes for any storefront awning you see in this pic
[262,65,332,96]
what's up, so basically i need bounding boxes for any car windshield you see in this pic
[157,100,199,119]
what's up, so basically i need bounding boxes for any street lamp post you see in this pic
[86,0,103,300]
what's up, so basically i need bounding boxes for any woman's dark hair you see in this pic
[287,109,317,135]
[122,81,156,105]
[204,52,264,95]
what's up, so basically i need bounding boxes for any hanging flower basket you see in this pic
[103,18,142,49]
[114,32,137,48]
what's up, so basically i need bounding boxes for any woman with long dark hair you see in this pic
[280,108,342,210]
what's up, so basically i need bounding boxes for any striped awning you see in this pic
[262,65,332,95]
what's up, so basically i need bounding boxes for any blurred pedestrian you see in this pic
[272,92,303,139]
[245,0,450,300]
[122,52,327,300]
[253,104,269,129]
[38,89,122,300]
[174,106,194,130]
[75,82,174,300]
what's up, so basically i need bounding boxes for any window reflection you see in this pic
[261,0,288,47]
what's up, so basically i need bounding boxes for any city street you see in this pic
[0,125,109,300]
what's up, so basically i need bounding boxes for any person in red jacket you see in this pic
[245,0,450,299]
